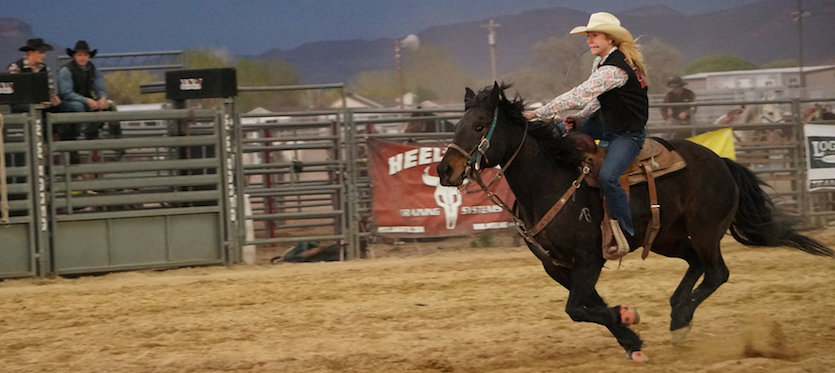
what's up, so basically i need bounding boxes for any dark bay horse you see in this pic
[436,83,833,361]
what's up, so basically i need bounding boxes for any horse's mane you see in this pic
[474,83,587,168]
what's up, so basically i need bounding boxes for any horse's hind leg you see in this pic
[669,234,729,344]
[668,242,705,344]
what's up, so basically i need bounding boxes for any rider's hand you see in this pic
[522,111,539,121]
[563,115,580,131]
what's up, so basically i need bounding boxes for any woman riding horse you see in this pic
[439,81,833,364]
[522,12,648,261]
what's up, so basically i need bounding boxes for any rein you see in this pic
[445,108,585,268]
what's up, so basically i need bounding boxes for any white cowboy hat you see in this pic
[569,12,634,44]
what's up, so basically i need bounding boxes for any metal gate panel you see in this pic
[235,98,353,261]
[45,108,227,275]
[0,113,38,278]
[167,213,221,261]
[0,224,32,277]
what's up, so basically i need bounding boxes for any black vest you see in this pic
[596,49,648,133]
[64,60,96,98]
[13,58,35,72]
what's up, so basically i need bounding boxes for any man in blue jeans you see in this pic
[57,40,111,164]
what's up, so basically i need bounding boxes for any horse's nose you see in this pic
[436,162,450,185]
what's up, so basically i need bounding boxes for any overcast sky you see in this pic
[2,0,760,55]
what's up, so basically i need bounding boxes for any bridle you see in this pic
[445,106,529,190]
[443,103,591,268]
[445,106,500,172]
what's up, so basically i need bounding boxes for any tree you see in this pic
[684,54,757,75]
[641,39,684,94]
[403,43,474,102]
[347,42,474,105]
[349,70,399,101]
[234,57,301,111]
[184,48,231,69]
[104,70,165,104]
[183,49,303,112]
[531,36,594,95]
[762,58,798,69]
[502,67,562,106]
[498,36,595,104]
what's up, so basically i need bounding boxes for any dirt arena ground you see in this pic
[1,230,834,372]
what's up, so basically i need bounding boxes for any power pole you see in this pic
[394,39,404,108]
[483,19,500,82]
[792,0,810,97]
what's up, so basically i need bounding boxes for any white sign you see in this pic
[804,123,835,191]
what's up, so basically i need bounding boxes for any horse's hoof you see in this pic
[671,323,693,346]
[619,304,640,325]
[626,350,649,363]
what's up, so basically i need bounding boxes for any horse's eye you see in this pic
[475,125,484,132]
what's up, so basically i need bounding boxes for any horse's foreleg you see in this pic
[564,261,643,355]
[540,262,571,288]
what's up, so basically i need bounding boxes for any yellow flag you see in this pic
[687,128,736,160]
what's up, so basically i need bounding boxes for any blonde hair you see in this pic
[614,38,648,84]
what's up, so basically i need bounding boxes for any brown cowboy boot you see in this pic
[603,219,630,260]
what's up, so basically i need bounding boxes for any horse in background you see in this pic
[802,104,835,122]
[714,103,789,144]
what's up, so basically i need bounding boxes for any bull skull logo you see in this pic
[422,166,463,229]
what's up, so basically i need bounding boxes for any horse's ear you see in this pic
[464,87,476,109]
[485,82,500,108]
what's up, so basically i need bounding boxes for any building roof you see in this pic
[683,65,835,80]
[330,93,384,109]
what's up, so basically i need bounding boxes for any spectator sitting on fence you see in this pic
[57,40,117,164]
[7,38,62,112]
[270,241,340,263]
[661,76,696,127]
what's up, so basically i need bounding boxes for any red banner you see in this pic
[368,139,515,236]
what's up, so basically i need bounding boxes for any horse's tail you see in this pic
[723,158,833,256]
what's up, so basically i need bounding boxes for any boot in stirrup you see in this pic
[604,219,630,260]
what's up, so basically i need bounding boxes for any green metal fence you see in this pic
[44,107,229,275]
[0,111,41,278]
[2,93,833,278]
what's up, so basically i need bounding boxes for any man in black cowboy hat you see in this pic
[57,40,112,150]
[660,76,696,128]
[7,38,61,109]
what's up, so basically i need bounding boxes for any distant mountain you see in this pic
[261,39,394,84]
[260,0,835,84]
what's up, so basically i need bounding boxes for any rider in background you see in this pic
[661,76,696,137]
[522,12,649,258]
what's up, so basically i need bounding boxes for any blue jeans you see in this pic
[574,116,645,237]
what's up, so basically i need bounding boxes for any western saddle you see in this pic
[587,137,687,260]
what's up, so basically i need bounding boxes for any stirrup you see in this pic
[603,220,629,260]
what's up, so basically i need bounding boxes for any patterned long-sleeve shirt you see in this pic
[7,58,58,99]
[534,47,628,123]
